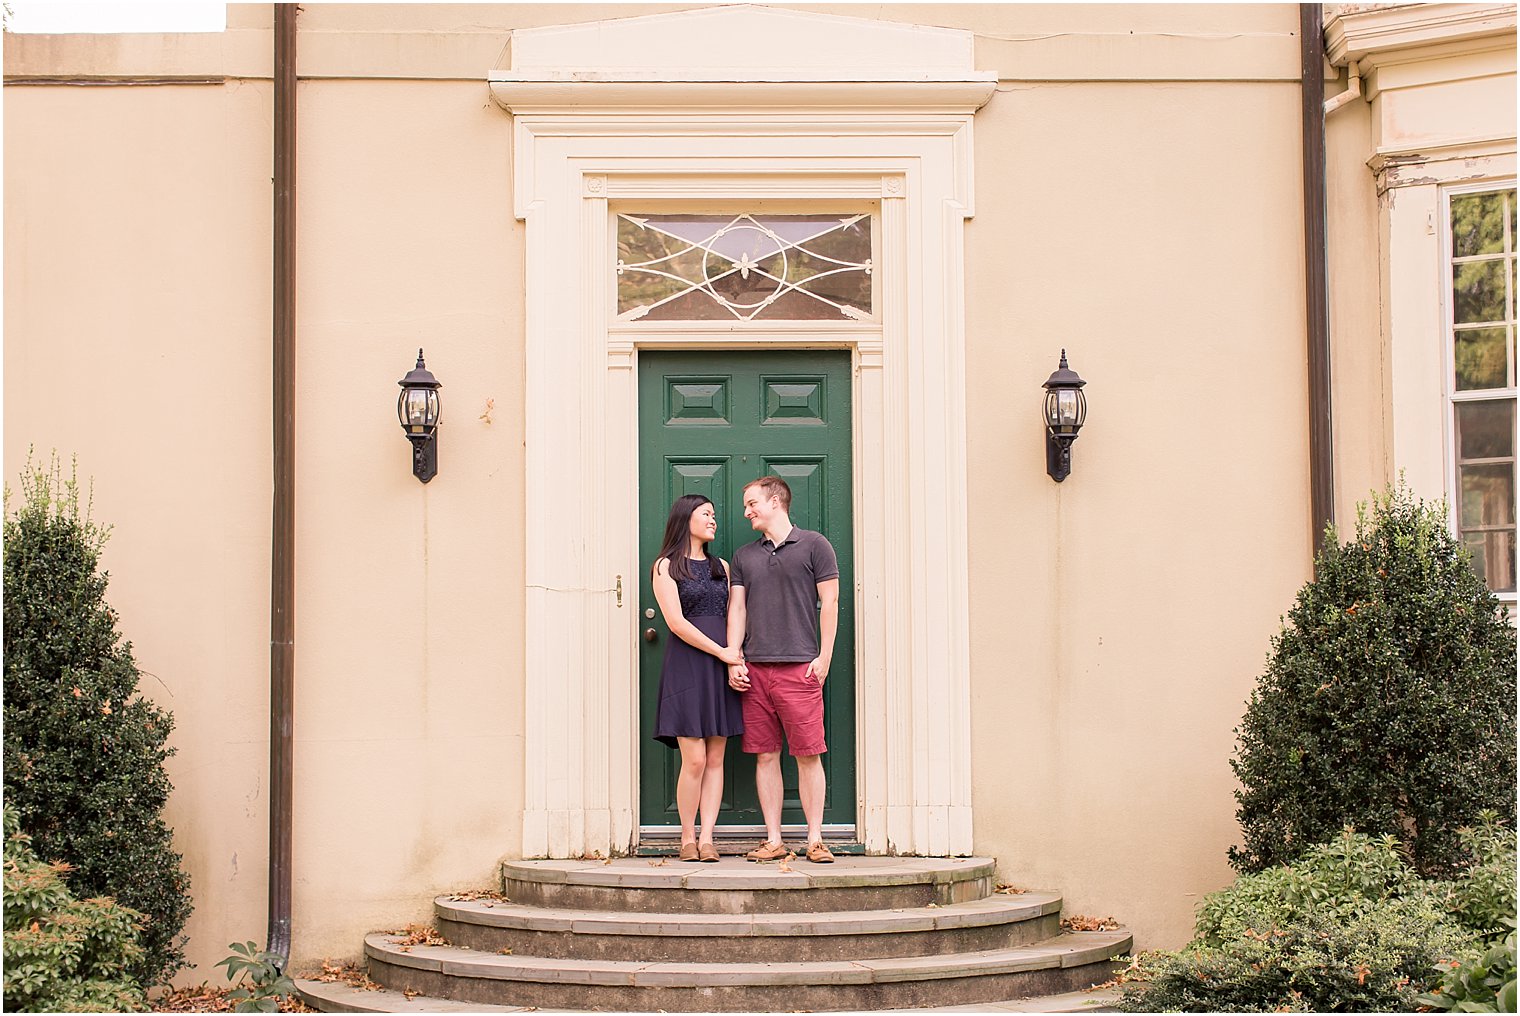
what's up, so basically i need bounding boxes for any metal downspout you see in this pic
[1300,3,1335,561]
[269,1,297,966]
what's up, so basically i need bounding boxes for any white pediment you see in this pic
[495,4,990,82]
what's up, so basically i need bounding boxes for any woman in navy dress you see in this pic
[651,494,745,862]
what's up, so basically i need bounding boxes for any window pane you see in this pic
[1451,191,1509,257]
[1455,327,1510,390]
[1456,400,1516,460]
[1463,529,1517,593]
[616,213,872,321]
[1453,260,1508,324]
[1460,463,1517,528]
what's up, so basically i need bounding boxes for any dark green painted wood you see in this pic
[638,351,855,829]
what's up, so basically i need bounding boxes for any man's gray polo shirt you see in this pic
[730,527,839,662]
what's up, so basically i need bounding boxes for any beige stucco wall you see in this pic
[3,76,278,975]
[966,73,1311,946]
[3,1,1400,975]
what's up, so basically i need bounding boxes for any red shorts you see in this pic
[740,662,827,757]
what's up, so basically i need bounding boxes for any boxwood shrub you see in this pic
[2,456,192,986]
[1229,483,1516,878]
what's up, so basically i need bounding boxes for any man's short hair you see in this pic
[743,475,792,512]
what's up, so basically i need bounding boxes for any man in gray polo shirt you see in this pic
[726,475,840,864]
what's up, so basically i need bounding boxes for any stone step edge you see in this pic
[437,891,1061,936]
[501,856,997,891]
[293,977,1124,1014]
[364,930,1133,987]
[293,978,531,1013]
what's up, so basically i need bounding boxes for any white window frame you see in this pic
[1440,179,1518,601]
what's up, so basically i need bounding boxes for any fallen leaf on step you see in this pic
[499,947,513,955]
[648,857,669,867]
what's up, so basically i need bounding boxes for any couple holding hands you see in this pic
[650,475,840,865]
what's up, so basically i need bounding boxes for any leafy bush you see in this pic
[3,805,147,1013]
[217,941,297,1013]
[1444,814,1519,942]
[1119,830,1479,1013]
[1229,483,1517,878]
[1419,925,1517,1014]
[2,455,192,985]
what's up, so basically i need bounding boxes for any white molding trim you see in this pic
[488,81,998,112]
[497,8,987,861]
[1326,3,1517,67]
[1369,135,1517,193]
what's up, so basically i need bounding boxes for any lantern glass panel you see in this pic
[1056,390,1080,425]
[399,389,434,433]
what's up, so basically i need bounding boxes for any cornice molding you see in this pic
[490,5,995,115]
[488,78,998,114]
[1367,132,1517,192]
[1325,2,1517,67]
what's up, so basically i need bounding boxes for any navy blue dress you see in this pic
[653,559,745,749]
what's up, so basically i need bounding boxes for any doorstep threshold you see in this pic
[636,824,861,855]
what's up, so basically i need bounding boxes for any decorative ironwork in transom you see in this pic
[616,213,873,321]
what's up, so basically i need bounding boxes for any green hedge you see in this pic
[1120,821,1516,1013]
[1230,484,1516,878]
[3,455,192,985]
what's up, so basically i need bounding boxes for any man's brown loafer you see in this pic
[806,841,835,863]
[698,843,720,863]
[745,840,788,861]
[679,841,700,862]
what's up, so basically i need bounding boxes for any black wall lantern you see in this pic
[397,348,442,483]
[1042,349,1087,482]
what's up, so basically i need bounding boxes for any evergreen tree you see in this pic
[1229,483,1517,876]
[3,454,192,985]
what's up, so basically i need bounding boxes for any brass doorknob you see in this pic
[644,628,658,643]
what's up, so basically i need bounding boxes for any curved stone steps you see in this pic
[436,891,1063,961]
[362,929,1132,1012]
[501,855,997,914]
[293,977,1126,1014]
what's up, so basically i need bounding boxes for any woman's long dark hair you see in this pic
[655,494,727,582]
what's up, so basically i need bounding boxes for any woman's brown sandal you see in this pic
[679,841,700,862]
[698,843,720,862]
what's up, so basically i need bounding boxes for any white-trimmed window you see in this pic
[1446,183,1518,595]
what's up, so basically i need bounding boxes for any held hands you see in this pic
[728,662,751,692]
[807,656,830,685]
[717,645,744,667]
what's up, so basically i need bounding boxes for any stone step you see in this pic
[293,978,1125,1014]
[437,891,1062,961]
[501,855,997,914]
[362,929,1132,1012]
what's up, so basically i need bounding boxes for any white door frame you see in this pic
[490,7,994,859]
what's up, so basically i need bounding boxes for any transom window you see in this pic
[1447,185,1517,594]
[615,213,873,322]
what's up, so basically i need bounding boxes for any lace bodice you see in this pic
[675,560,729,618]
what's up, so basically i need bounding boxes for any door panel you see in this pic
[639,351,855,830]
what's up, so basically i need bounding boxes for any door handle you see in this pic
[644,627,659,643]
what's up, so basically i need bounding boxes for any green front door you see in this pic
[638,350,855,831]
